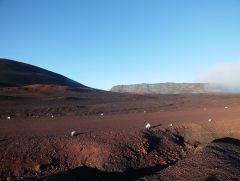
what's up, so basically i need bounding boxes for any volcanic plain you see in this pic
[0,59,240,180]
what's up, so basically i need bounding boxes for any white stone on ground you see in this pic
[71,131,76,137]
[145,123,151,129]
[7,116,11,120]
[208,119,212,122]
[169,123,173,127]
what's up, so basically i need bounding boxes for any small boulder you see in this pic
[145,123,151,129]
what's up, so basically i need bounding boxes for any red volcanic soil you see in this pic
[1,87,240,180]
[143,137,240,180]
[23,84,68,91]
[2,84,68,93]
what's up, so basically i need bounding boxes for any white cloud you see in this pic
[197,62,240,92]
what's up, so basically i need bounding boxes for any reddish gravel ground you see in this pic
[143,137,240,180]
[0,87,240,180]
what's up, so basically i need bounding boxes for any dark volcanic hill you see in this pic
[0,58,87,88]
[111,83,226,94]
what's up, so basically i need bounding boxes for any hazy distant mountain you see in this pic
[111,83,226,94]
[0,58,87,88]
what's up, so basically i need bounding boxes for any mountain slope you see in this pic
[0,58,86,88]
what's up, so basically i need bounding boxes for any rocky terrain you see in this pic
[143,137,240,180]
[0,129,193,181]
[0,59,240,180]
[111,83,227,94]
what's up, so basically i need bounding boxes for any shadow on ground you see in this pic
[44,162,177,181]
[212,137,240,146]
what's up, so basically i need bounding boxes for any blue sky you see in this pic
[0,0,240,90]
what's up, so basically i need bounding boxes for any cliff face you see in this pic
[111,83,220,94]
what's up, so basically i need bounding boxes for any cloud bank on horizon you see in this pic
[197,62,240,92]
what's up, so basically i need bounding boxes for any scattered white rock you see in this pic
[51,115,54,118]
[169,123,173,127]
[100,113,104,116]
[145,123,151,129]
[7,116,11,120]
[143,110,147,113]
[225,106,229,109]
[208,119,213,123]
[71,131,76,137]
